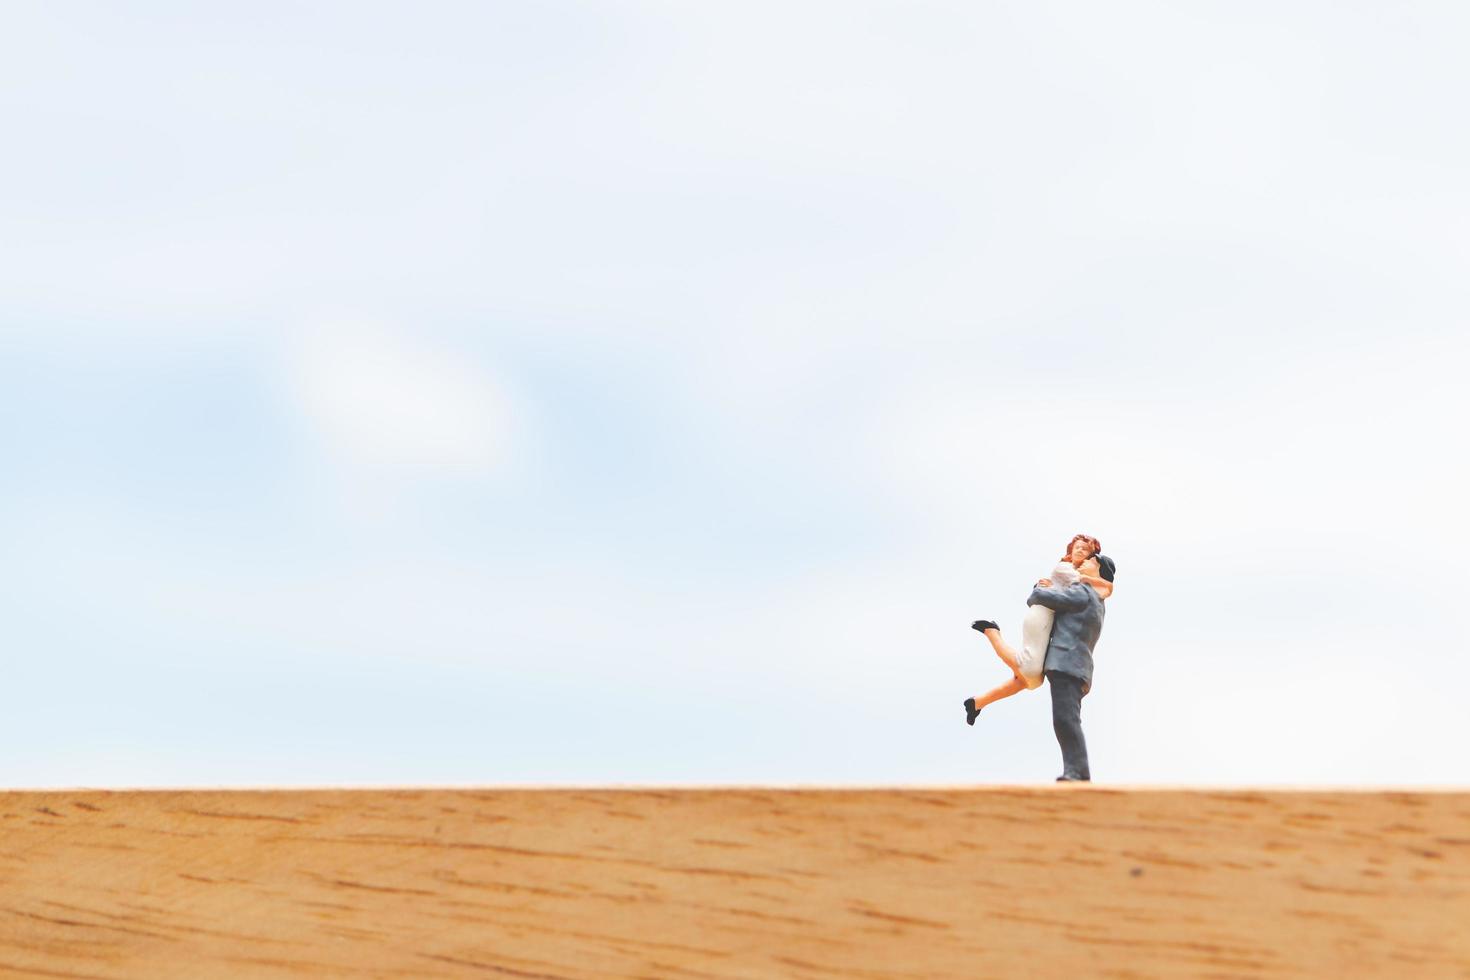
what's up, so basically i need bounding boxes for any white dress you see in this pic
[1016,562,1079,690]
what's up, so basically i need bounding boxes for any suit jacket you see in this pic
[1026,581,1105,695]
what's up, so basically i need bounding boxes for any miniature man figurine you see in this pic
[1027,553,1115,781]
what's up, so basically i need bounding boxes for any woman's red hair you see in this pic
[1061,534,1101,562]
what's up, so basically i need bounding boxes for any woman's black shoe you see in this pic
[963,698,981,726]
[971,620,998,633]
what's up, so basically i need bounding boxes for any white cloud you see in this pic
[283,321,512,478]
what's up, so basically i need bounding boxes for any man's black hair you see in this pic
[1095,554,1116,583]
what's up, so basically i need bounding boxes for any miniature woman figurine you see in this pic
[963,534,1113,723]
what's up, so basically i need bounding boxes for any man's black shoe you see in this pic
[963,698,981,726]
[1056,773,1091,782]
[971,619,999,633]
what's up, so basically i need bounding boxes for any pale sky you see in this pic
[3,1,1466,787]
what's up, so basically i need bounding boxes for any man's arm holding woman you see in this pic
[1027,583,1089,612]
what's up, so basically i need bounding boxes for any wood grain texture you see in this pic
[1,788,1467,978]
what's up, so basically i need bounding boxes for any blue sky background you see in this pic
[3,2,1466,787]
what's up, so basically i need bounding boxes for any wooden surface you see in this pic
[2,788,1467,978]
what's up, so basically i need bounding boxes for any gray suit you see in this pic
[1026,582,1105,696]
[1026,582,1106,779]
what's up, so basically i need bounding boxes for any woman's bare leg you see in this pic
[980,626,1023,675]
[972,675,1027,710]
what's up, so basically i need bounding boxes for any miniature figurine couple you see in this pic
[964,534,1116,782]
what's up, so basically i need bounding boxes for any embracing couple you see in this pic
[963,533,1116,782]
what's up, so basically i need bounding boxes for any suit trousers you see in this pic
[1046,670,1090,780]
